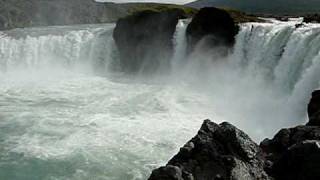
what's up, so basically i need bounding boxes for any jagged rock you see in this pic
[186,7,239,53]
[260,125,320,178]
[149,120,269,180]
[272,140,320,180]
[113,9,186,73]
[307,90,320,126]
[261,125,320,158]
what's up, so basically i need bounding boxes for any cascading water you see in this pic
[229,20,320,126]
[171,19,189,70]
[0,19,320,180]
[0,24,116,74]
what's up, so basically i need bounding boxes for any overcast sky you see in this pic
[96,0,195,4]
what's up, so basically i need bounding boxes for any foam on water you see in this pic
[0,71,217,180]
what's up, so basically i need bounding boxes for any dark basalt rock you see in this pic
[307,90,320,126]
[260,126,320,164]
[304,14,320,23]
[295,23,304,28]
[149,165,184,180]
[258,91,320,179]
[149,120,269,180]
[186,7,239,53]
[113,9,185,73]
[272,140,320,180]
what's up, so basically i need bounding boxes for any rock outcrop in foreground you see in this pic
[149,120,269,180]
[150,90,320,180]
[261,126,320,180]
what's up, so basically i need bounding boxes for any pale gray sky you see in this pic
[96,0,195,5]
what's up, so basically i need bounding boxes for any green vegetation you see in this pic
[125,3,197,17]
[222,8,264,23]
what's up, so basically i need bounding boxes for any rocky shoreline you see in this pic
[149,90,320,180]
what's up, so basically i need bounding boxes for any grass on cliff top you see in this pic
[123,3,263,23]
[124,3,198,17]
[222,7,265,23]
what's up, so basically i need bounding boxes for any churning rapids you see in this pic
[1,19,320,179]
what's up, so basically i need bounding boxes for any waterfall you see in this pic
[1,21,320,124]
[229,21,320,118]
[0,24,116,74]
[0,19,319,139]
[171,19,189,69]
[1,18,320,180]
[231,21,320,94]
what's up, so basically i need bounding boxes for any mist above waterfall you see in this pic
[1,19,320,179]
